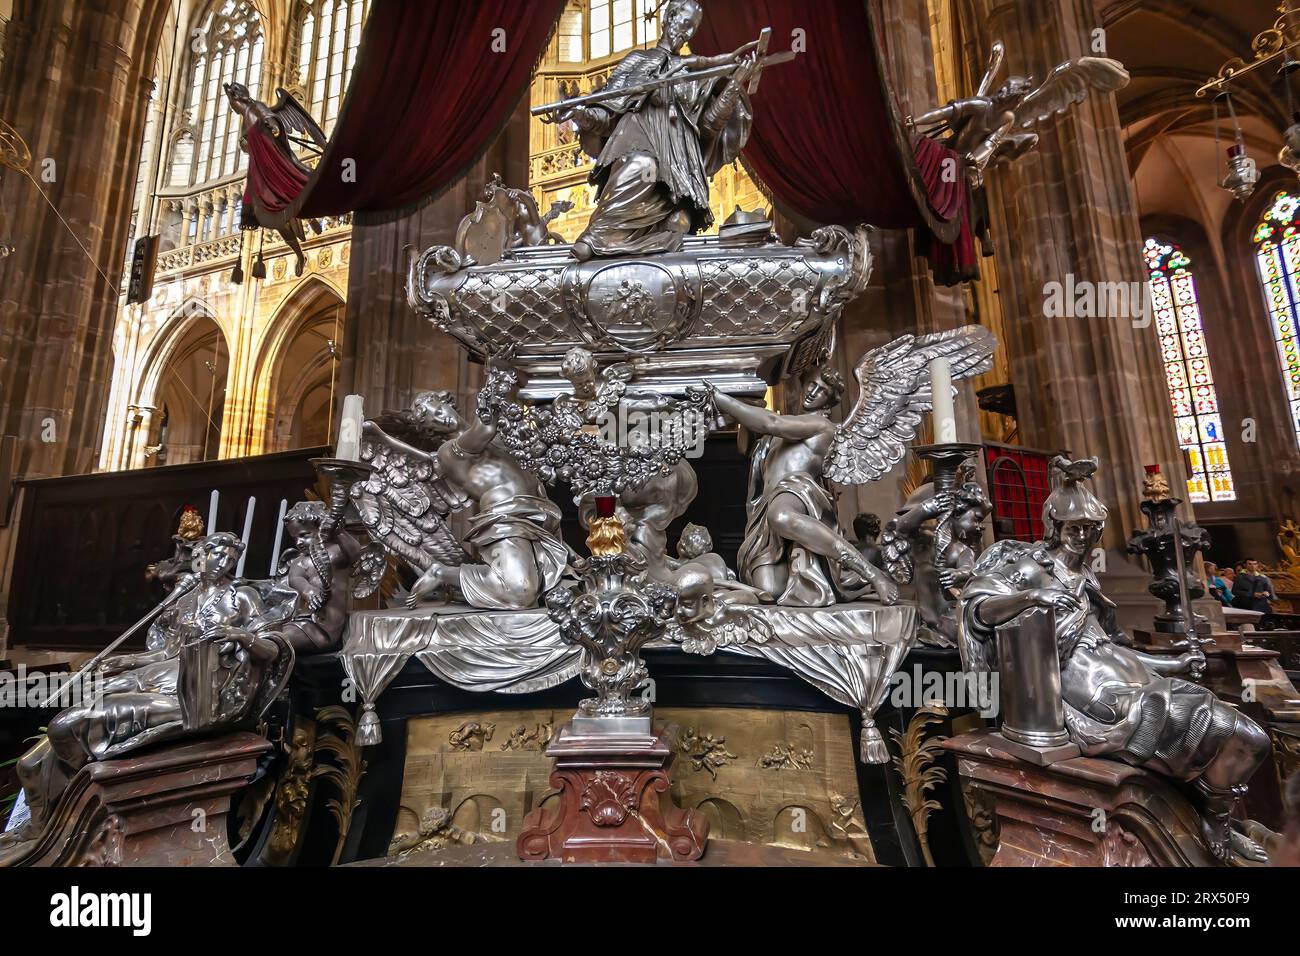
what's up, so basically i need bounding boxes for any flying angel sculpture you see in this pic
[708,325,995,607]
[907,41,1130,187]
[224,83,328,276]
[349,390,569,611]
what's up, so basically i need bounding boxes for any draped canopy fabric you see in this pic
[242,127,310,227]
[690,0,964,245]
[291,0,569,221]
[287,0,968,263]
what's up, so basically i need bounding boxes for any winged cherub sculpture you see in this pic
[350,388,569,611]
[224,83,327,276]
[879,465,993,647]
[907,41,1129,188]
[274,501,384,653]
[708,325,996,607]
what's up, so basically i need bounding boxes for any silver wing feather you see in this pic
[824,325,996,486]
[1013,57,1129,129]
[268,88,328,149]
[350,421,470,573]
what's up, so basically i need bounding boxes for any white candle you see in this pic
[335,394,365,461]
[207,489,219,535]
[235,496,256,578]
[268,498,288,577]
[929,357,958,444]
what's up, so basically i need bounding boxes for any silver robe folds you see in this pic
[958,541,1251,780]
[739,469,841,607]
[459,494,569,610]
[576,46,752,256]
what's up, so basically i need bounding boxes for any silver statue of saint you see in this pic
[958,458,1272,864]
[545,0,763,260]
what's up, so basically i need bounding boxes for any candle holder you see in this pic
[913,441,982,598]
[310,457,373,537]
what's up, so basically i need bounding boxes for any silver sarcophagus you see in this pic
[406,222,871,399]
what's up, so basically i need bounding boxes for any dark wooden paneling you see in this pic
[7,448,330,651]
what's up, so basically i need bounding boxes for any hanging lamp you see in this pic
[1215,87,1259,201]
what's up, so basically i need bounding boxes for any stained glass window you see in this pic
[1253,190,1300,454]
[1143,237,1236,502]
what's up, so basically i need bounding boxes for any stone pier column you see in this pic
[0,0,164,480]
[337,100,532,416]
[973,0,1186,547]
[833,0,986,530]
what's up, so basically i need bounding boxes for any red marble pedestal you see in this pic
[944,728,1218,867]
[516,721,709,864]
[2,732,271,867]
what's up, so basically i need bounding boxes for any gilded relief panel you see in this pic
[392,706,873,864]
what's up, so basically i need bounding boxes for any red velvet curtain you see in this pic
[912,134,977,284]
[285,0,971,279]
[243,127,310,225]
[692,0,971,277]
[291,0,568,221]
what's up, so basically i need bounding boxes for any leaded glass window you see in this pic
[1144,237,1235,502]
[294,0,369,135]
[176,0,264,186]
[1253,190,1300,452]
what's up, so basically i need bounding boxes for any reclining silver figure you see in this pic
[1,532,294,858]
[957,458,1271,863]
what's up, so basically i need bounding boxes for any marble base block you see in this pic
[944,728,1217,867]
[516,721,708,864]
[1,732,271,867]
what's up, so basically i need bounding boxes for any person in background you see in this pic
[1204,562,1233,607]
[1232,559,1278,613]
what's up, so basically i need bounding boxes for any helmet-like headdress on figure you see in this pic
[1041,455,1107,544]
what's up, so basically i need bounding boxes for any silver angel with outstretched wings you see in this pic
[1013,58,1129,129]
[349,416,470,575]
[824,325,995,486]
